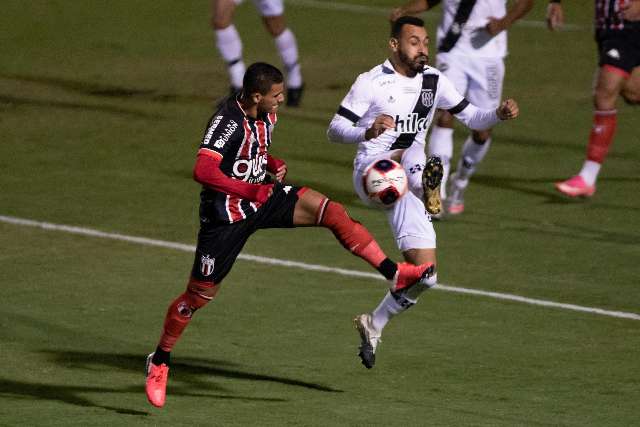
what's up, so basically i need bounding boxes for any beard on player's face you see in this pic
[398,48,428,73]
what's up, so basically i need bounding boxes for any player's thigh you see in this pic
[402,247,436,266]
[252,0,284,17]
[466,57,504,110]
[212,0,238,29]
[385,192,436,252]
[436,53,470,96]
[191,221,252,285]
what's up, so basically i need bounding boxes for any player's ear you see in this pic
[250,92,262,105]
[389,37,399,51]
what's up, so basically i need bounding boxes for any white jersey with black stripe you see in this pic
[437,0,508,58]
[330,60,467,168]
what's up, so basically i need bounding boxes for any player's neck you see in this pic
[389,57,418,78]
[238,96,259,119]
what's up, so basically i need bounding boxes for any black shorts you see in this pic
[191,182,303,284]
[596,29,640,74]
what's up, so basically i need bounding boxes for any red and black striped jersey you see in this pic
[595,0,640,31]
[197,95,277,224]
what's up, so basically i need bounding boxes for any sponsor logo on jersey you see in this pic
[202,115,224,145]
[205,119,238,149]
[421,89,434,107]
[233,153,267,183]
[394,112,430,134]
[200,254,215,277]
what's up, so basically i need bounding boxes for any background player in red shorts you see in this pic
[144,62,434,408]
[551,0,640,197]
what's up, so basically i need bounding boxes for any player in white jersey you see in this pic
[391,0,534,215]
[327,16,519,368]
[211,0,304,106]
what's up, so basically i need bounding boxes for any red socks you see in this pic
[318,200,386,269]
[158,280,217,352]
[586,110,617,163]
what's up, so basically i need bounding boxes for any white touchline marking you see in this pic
[2,214,638,321]
[285,0,584,31]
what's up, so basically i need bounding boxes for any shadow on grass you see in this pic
[1,349,342,415]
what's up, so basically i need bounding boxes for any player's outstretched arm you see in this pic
[546,1,565,31]
[486,0,534,36]
[390,0,432,22]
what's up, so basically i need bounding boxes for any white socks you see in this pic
[456,136,492,182]
[428,126,454,198]
[215,25,245,89]
[579,160,601,186]
[274,29,302,88]
[371,291,405,331]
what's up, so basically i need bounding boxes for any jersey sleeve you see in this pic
[198,113,242,159]
[336,73,373,125]
[435,73,469,114]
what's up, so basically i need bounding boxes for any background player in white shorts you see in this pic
[391,0,534,215]
[327,16,519,368]
[211,0,304,106]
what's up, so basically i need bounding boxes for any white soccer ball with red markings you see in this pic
[363,159,408,207]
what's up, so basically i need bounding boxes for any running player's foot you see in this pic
[445,173,466,215]
[353,313,381,369]
[145,352,169,408]
[422,156,444,215]
[555,175,596,197]
[287,85,304,107]
[391,262,435,293]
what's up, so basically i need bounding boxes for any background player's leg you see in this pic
[212,0,245,91]
[556,66,626,197]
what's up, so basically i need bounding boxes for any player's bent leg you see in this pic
[263,15,304,106]
[146,277,219,408]
[294,189,432,287]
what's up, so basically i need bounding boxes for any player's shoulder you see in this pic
[360,61,397,88]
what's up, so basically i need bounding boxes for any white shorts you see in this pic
[353,144,436,252]
[436,53,504,109]
[234,0,284,16]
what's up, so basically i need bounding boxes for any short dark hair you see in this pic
[390,16,425,38]
[242,62,284,96]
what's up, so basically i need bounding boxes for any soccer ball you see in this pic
[362,159,408,207]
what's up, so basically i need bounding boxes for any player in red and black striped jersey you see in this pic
[143,62,437,408]
[549,0,640,197]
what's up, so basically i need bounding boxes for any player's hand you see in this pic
[274,163,287,182]
[389,7,403,22]
[365,114,395,140]
[486,17,507,36]
[496,99,519,120]
[256,183,274,204]
[546,3,565,31]
[621,0,640,21]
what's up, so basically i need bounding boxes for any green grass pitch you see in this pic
[1,1,639,425]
